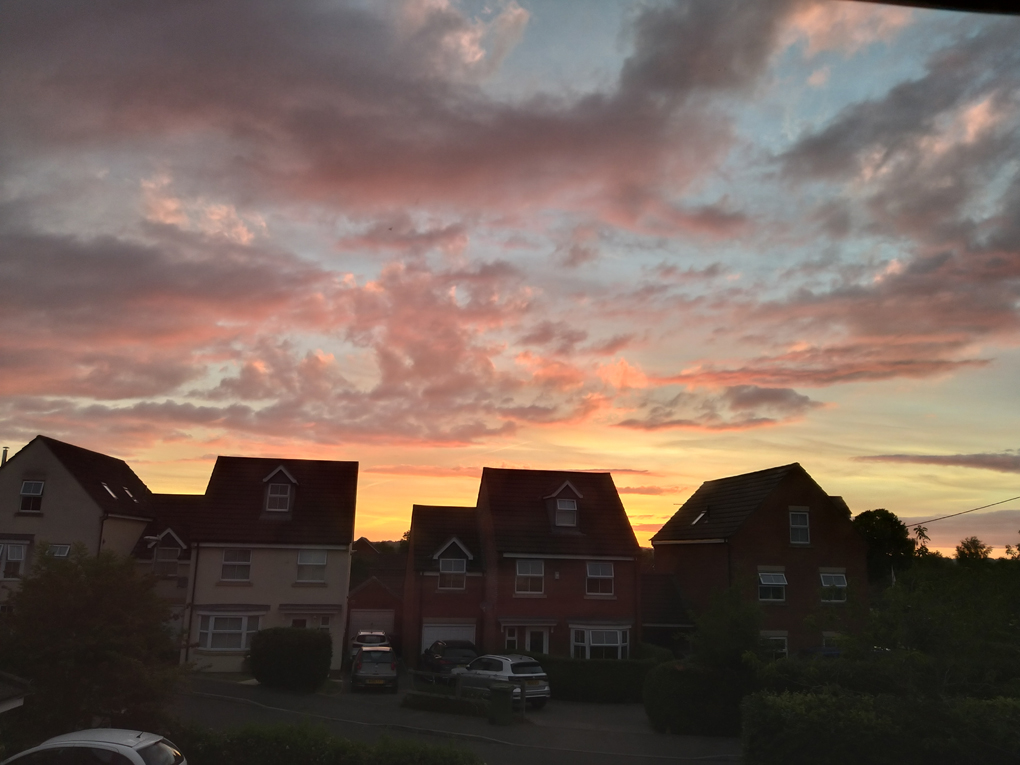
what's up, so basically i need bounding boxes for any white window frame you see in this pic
[820,573,848,603]
[197,614,261,651]
[318,614,331,632]
[505,626,519,651]
[586,561,614,595]
[296,549,327,582]
[555,498,577,527]
[221,548,252,581]
[515,559,544,594]
[765,635,788,659]
[20,480,44,513]
[266,483,292,512]
[438,557,467,590]
[572,628,629,659]
[101,482,117,499]
[691,510,707,525]
[154,546,181,577]
[0,543,26,579]
[758,572,787,602]
[790,509,810,544]
[48,544,70,558]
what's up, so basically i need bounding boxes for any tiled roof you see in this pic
[650,463,800,543]
[640,573,693,627]
[191,456,358,545]
[408,505,481,571]
[131,494,203,559]
[350,550,407,593]
[34,435,154,518]
[478,468,639,557]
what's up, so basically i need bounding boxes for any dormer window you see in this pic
[266,483,291,512]
[555,498,577,527]
[20,481,44,513]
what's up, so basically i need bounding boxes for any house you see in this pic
[152,456,359,672]
[346,540,407,654]
[405,468,641,662]
[0,436,154,609]
[650,463,868,656]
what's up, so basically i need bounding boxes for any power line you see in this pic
[910,495,1020,526]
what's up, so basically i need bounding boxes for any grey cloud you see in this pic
[856,450,1020,474]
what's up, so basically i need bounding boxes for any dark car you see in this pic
[420,639,479,674]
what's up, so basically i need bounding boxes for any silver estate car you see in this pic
[1,729,186,765]
[451,653,551,708]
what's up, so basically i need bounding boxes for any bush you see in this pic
[249,628,332,692]
[741,691,1020,765]
[643,661,750,737]
[516,644,671,703]
[164,722,483,765]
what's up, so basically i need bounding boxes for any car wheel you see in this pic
[530,698,547,710]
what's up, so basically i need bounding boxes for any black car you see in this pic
[420,639,479,674]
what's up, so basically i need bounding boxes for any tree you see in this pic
[851,509,915,585]
[955,535,992,562]
[0,545,181,748]
[688,587,766,671]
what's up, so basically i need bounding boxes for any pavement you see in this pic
[174,675,742,765]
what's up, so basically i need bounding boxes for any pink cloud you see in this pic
[856,451,1020,475]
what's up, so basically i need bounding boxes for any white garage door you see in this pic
[349,609,395,635]
[421,623,476,652]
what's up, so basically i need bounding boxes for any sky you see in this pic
[1,0,1018,554]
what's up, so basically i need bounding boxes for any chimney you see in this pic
[1,447,7,466]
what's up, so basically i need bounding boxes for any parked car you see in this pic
[451,653,551,708]
[348,630,390,663]
[420,639,479,674]
[1,729,186,765]
[351,645,398,692]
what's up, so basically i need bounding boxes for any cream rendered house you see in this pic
[152,456,358,673]
[0,436,154,609]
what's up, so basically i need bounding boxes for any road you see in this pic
[173,676,742,765]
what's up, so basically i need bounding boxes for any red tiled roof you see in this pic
[478,468,639,557]
[408,505,481,571]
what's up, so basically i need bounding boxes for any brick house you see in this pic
[152,456,359,672]
[0,436,154,609]
[405,468,641,662]
[650,463,867,655]
[346,537,407,654]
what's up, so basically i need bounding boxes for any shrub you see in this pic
[248,627,332,692]
[741,692,1020,765]
[164,722,483,765]
[643,661,750,737]
[517,644,670,703]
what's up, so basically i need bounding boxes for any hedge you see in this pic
[165,722,483,765]
[642,661,751,737]
[523,644,672,703]
[249,627,332,692]
[742,692,1020,765]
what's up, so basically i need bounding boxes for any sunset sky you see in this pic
[2,0,1018,553]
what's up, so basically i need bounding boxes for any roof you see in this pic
[350,549,407,593]
[478,468,639,557]
[409,505,481,571]
[14,436,155,519]
[640,573,694,627]
[651,463,802,543]
[131,493,204,559]
[188,456,357,545]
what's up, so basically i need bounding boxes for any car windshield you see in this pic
[443,648,476,661]
[358,635,386,644]
[138,741,186,765]
[361,650,391,663]
[511,662,545,675]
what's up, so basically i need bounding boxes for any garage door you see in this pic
[421,623,476,652]
[349,609,395,635]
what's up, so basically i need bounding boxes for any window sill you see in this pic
[759,600,787,605]
[14,511,43,517]
[217,580,253,587]
[789,543,812,548]
[584,594,616,600]
[194,648,248,656]
[513,593,546,598]
[437,588,467,593]
[293,581,327,587]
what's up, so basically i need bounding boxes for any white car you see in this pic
[0,729,186,765]
[348,630,390,664]
[451,653,551,708]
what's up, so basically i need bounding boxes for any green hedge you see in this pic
[742,692,1020,765]
[522,645,670,703]
[249,628,332,692]
[643,661,751,737]
[165,723,483,765]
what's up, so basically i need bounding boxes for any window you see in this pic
[586,561,614,594]
[820,573,848,603]
[572,628,629,659]
[297,549,327,581]
[505,626,519,650]
[154,547,180,576]
[515,559,544,593]
[20,480,44,512]
[318,615,330,632]
[691,510,707,525]
[266,483,291,512]
[197,614,260,650]
[765,636,788,659]
[122,487,138,503]
[48,545,70,557]
[790,509,810,544]
[555,498,577,526]
[758,572,787,602]
[221,549,251,580]
[101,482,117,498]
[438,557,466,589]
[0,543,26,579]
[291,618,308,628]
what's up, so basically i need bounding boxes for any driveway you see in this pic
[174,675,742,765]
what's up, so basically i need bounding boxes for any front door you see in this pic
[527,628,547,654]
